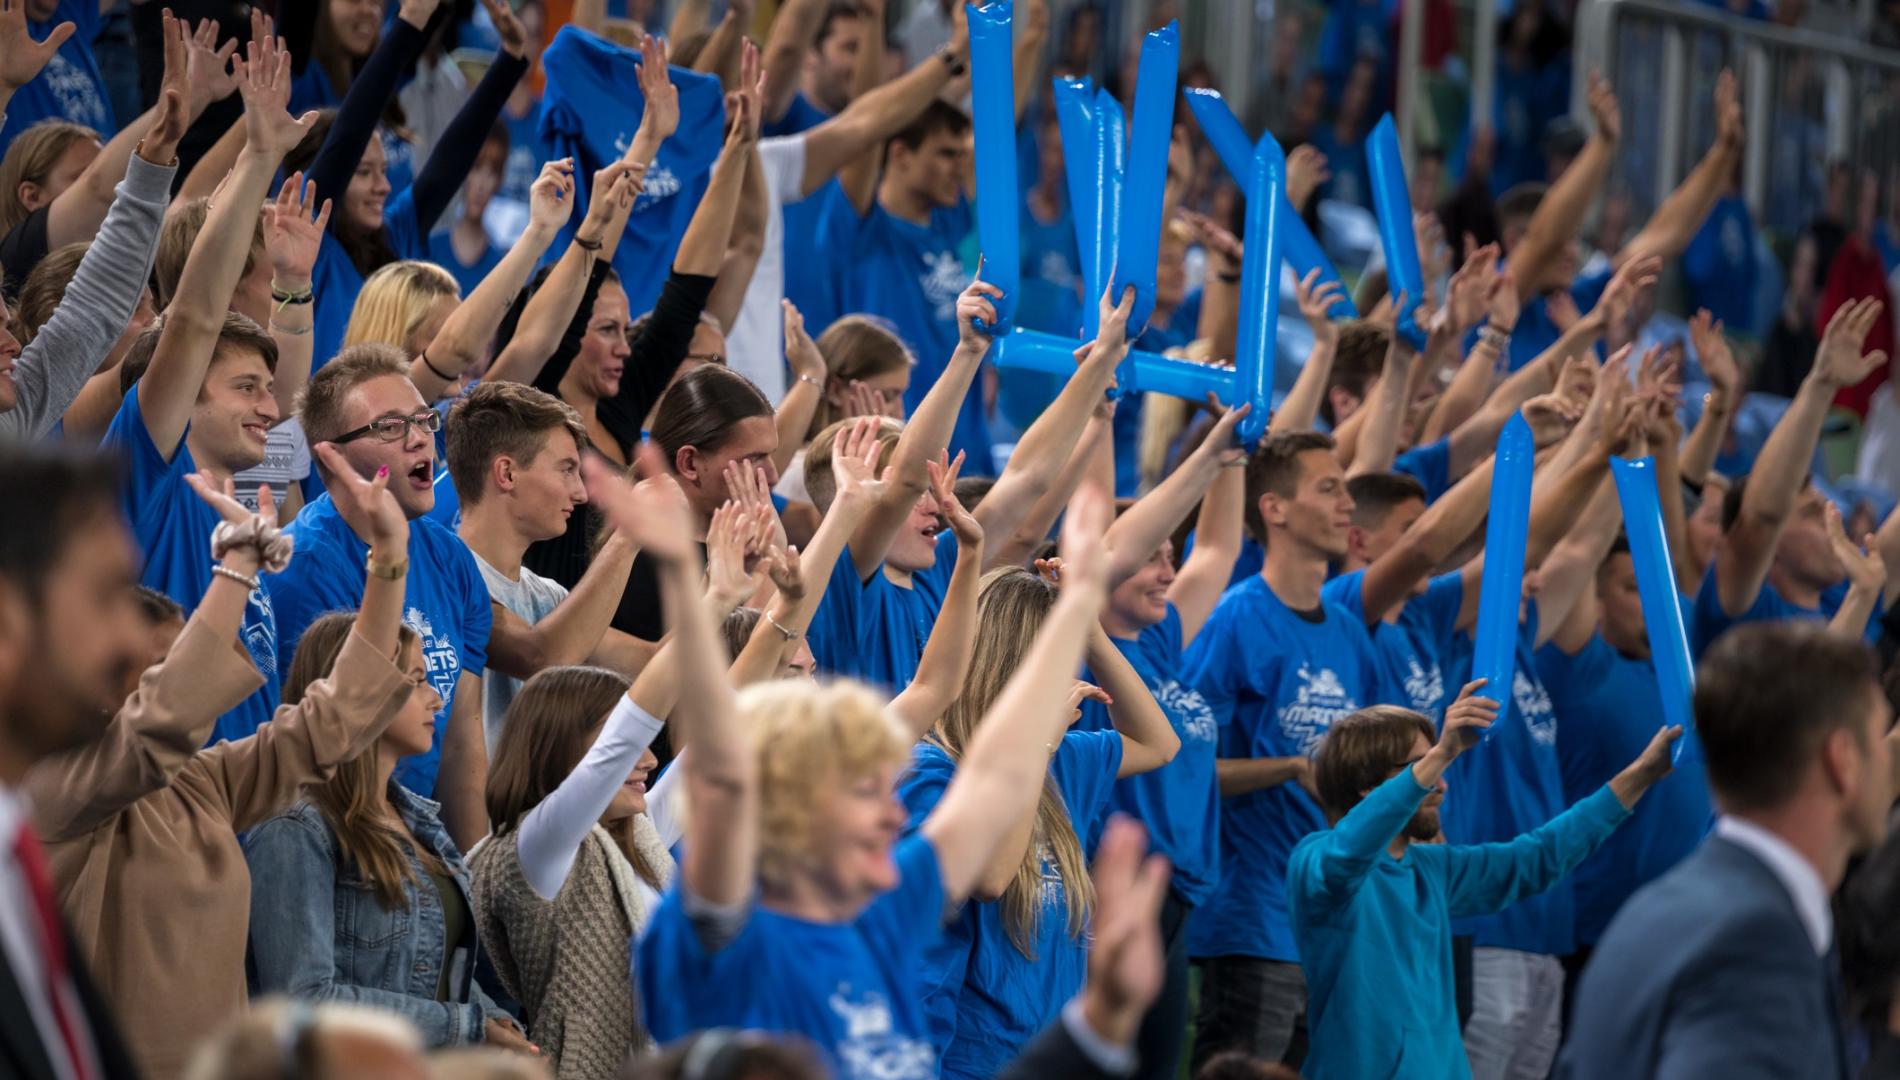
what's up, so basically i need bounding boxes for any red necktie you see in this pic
[12,824,92,1080]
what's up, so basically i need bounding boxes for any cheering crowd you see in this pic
[1,0,1899,1078]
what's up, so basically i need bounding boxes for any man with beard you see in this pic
[0,443,147,1080]
[1287,681,1678,1080]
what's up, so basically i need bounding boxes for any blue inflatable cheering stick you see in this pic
[1367,113,1427,349]
[1470,413,1534,735]
[1181,87,1355,320]
[1109,21,1178,340]
[1610,456,1697,762]
[1232,133,1286,448]
[965,1,1019,336]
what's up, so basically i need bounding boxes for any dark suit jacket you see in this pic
[997,1012,1131,1080]
[1558,834,1848,1080]
[0,929,140,1080]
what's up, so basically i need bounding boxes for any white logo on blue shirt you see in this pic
[243,586,278,681]
[828,986,936,1080]
[1280,665,1360,756]
[1154,679,1217,744]
[921,250,968,322]
[41,52,108,129]
[1512,670,1557,745]
[1404,658,1445,717]
[405,606,461,702]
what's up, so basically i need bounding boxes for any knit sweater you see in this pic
[470,817,672,1079]
[0,129,173,441]
[24,621,410,1078]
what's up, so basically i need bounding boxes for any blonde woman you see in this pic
[898,562,1181,1079]
[243,611,530,1053]
[345,259,460,361]
[630,453,1139,1080]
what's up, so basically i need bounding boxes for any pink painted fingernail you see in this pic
[376,466,388,478]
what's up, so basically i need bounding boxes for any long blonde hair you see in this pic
[930,567,1094,956]
[740,679,910,896]
[345,260,459,354]
[281,612,436,911]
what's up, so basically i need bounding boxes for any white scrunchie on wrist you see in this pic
[211,517,295,573]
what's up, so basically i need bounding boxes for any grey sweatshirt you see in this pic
[0,131,176,442]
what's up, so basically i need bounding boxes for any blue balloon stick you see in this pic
[1471,413,1534,735]
[1367,113,1426,349]
[966,2,1018,335]
[1610,456,1698,762]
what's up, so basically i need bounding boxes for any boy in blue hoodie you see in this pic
[1288,681,1678,1080]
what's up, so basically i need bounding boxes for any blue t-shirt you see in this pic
[103,391,280,744]
[540,26,726,317]
[1537,635,1712,946]
[270,495,490,796]
[1392,436,1452,504]
[1183,575,1381,962]
[1690,562,1880,654]
[830,186,989,475]
[898,730,1123,1079]
[805,534,961,692]
[1323,568,1463,725]
[779,178,855,338]
[1683,195,1760,336]
[311,187,427,370]
[638,834,946,1080]
[0,0,111,161]
[997,197,1084,434]
[1439,604,1575,956]
[426,229,504,299]
[1080,605,1222,905]
[763,90,831,137]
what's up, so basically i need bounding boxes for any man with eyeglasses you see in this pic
[269,344,494,850]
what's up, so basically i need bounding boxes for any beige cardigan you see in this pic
[25,619,410,1079]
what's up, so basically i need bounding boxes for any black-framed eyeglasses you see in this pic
[332,409,441,445]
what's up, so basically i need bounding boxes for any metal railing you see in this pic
[1572,0,1900,234]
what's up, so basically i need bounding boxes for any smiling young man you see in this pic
[1182,430,1383,1072]
[101,42,311,745]
[271,344,491,848]
[446,380,659,752]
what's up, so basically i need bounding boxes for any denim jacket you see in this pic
[244,781,506,1046]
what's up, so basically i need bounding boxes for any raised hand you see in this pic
[1294,269,1343,346]
[926,450,983,547]
[312,443,410,555]
[954,275,1005,351]
[1814,297,1888,389]
[830,417,892,506]
[0,0,74,94]
[480,0,532,59]
[583,444,697,561]
[183,16,239,117]
[726,38,766,149]
[1587,253,1661,342]
[760,542,805,602]
[1197,397,1252,466]
[1827,501,1887,596]
[1434,243,1501,337]
[1522,391,1584,449]
[844,379,884,419]
[1713,67,1743,152]
[1094,286,1137,358]
[581,160,641,233]
[1688,309,1740,402]
[264,171,332,288]
[722,458,788,551]
[632,33,680,152]
[143,11,195,163]
[784,299,827,384]
[1080,815,1172,1046]
[1178,209,1242,276]
[1066,680,1112,723]
[1487,272,1522,333]
[185,473,278,575]
[1437,679,1499,755]
[1586,69,1621,143]
[704,501,758,609]
[234,27,318,162]
[527,157,576,232]
[1286,144,1330,212]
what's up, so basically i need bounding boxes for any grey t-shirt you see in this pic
[473,552,569,753]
